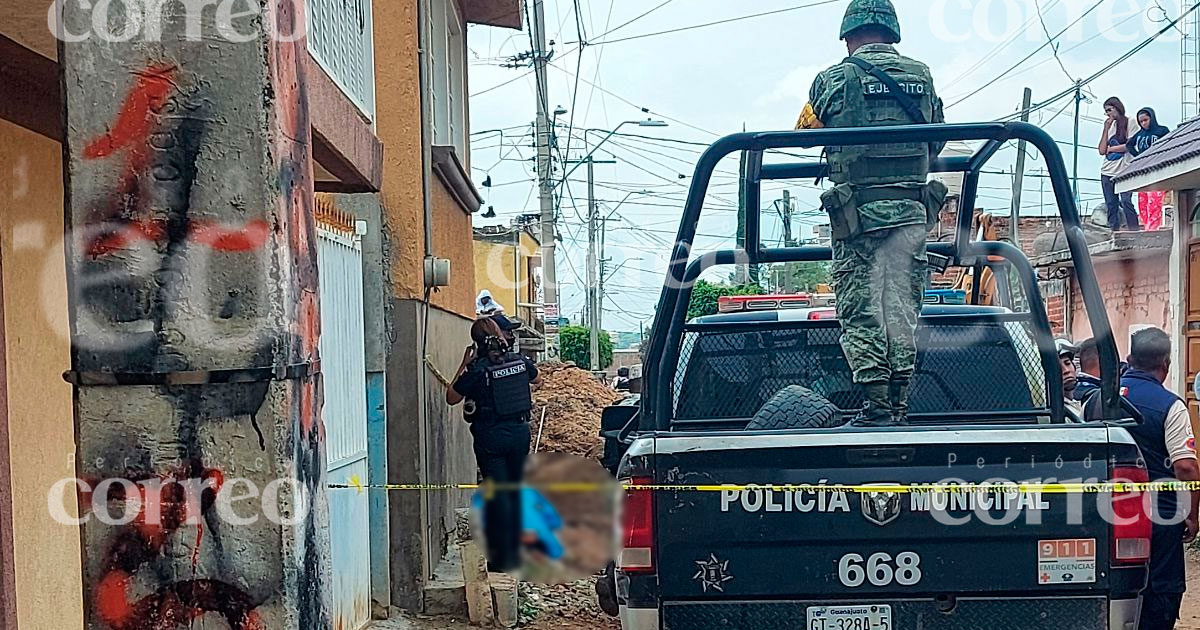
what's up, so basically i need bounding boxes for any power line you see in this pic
[1033,0,1075,82]
[579,0,675,43]
[1000,8,1147,86]
[947,0,1109,109]
[581,0,617,128]
[559,0,589,180]
[942,0,1062,88]
[547,62,718,136]
[994,2,1200,122]
[585,0,841,46]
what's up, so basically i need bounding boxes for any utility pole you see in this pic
[513,224,521,320]
[568,155,615,372]
[531,0,560,358]
[1040,167,1046,215]
[1072,80,1083,205]
[587,157,599,372]
[778,190,796,292]
[1011,87,1032,245]
[736,149,748,285]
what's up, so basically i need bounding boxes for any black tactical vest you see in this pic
[486,355,533,420]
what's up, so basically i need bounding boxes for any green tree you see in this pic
[687,279,765,320]
[559,325,614,369]
[791,261,832,292]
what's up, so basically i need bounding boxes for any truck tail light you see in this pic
[619,476,655,573]
[717,297,743,313]
[1110,465,1151,565]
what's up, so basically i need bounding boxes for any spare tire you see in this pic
[746,386,845,430]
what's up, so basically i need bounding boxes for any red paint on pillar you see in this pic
[242,610,265,630]
[95,570,134,627]
[189,219,271,252]
[87,219,272,257]
[83,65,177,160]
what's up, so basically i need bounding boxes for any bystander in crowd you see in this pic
[1127,107,1171,230]
[1099,97,1141,231]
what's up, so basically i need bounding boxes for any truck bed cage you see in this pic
[642,122,1122,430]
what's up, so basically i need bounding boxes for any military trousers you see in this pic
[832,223,927,386]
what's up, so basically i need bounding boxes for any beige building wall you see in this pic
[0,120,84,630]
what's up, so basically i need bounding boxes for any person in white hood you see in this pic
[476,290,505,316]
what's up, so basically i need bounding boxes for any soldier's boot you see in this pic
[851,383,895,427]
[889,378,912,426]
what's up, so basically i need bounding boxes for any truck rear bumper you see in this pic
[1109,597,1140,630]
[619,605,659,630]
[651,596,1120,630]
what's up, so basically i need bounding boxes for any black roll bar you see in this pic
[649,240,1063,426]
[643,122,1122,429]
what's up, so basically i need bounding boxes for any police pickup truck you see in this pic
[596,124,1149,630]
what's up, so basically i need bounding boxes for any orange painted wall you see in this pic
[373,0,476,318]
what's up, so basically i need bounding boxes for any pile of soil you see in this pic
[519,578,620,630]
[531,363,623,458]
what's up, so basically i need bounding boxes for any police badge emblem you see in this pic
[692,554,733,593]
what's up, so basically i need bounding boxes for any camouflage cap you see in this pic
[840,0,902,43]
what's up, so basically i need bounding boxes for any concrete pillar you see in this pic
[58,2,330,629]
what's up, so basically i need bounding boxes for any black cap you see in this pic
[491,314,520,331]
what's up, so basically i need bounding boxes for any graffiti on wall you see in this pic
[87,460,265,630]
[66,0,329,624]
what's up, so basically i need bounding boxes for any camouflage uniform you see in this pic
[807,0,946,424]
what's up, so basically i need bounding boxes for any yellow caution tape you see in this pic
[328,480,1200,495]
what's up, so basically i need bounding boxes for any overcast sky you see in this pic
[467,0,1187,332]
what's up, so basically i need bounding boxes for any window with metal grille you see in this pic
[306,0,375,119]
[671,316,1048,423]
[427,0,466,156]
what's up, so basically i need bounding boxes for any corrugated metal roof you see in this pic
[1114,116,1200,184]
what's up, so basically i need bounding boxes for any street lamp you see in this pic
[560,119,669,184]
[558,120,666,372]
[604,256,644,280]
[590,189,653,372]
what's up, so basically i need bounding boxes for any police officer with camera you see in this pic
[446,317,540,572]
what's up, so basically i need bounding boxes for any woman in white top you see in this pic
[1098,97,1141,231]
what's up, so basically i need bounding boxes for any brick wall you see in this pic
[1046,294,1067,335]
[931,206,1062,258]
[1067,254,1171,356]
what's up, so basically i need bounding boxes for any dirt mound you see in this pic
[531,363,623,458]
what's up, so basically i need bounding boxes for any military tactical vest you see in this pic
[824,54,935,187]
[485,354,533,420]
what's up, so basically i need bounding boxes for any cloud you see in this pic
[757,63,829,108]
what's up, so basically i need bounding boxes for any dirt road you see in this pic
[1178,550,1200,629]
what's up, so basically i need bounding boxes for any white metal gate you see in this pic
[318,222,370,630]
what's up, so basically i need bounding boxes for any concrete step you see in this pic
[455,507,473,543]
[461,540,495,626]
[488,572,519,629]
[424,544,467,617]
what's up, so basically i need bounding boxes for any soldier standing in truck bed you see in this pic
[800,0,947,426]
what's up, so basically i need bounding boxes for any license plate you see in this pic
[806,604,892,630]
